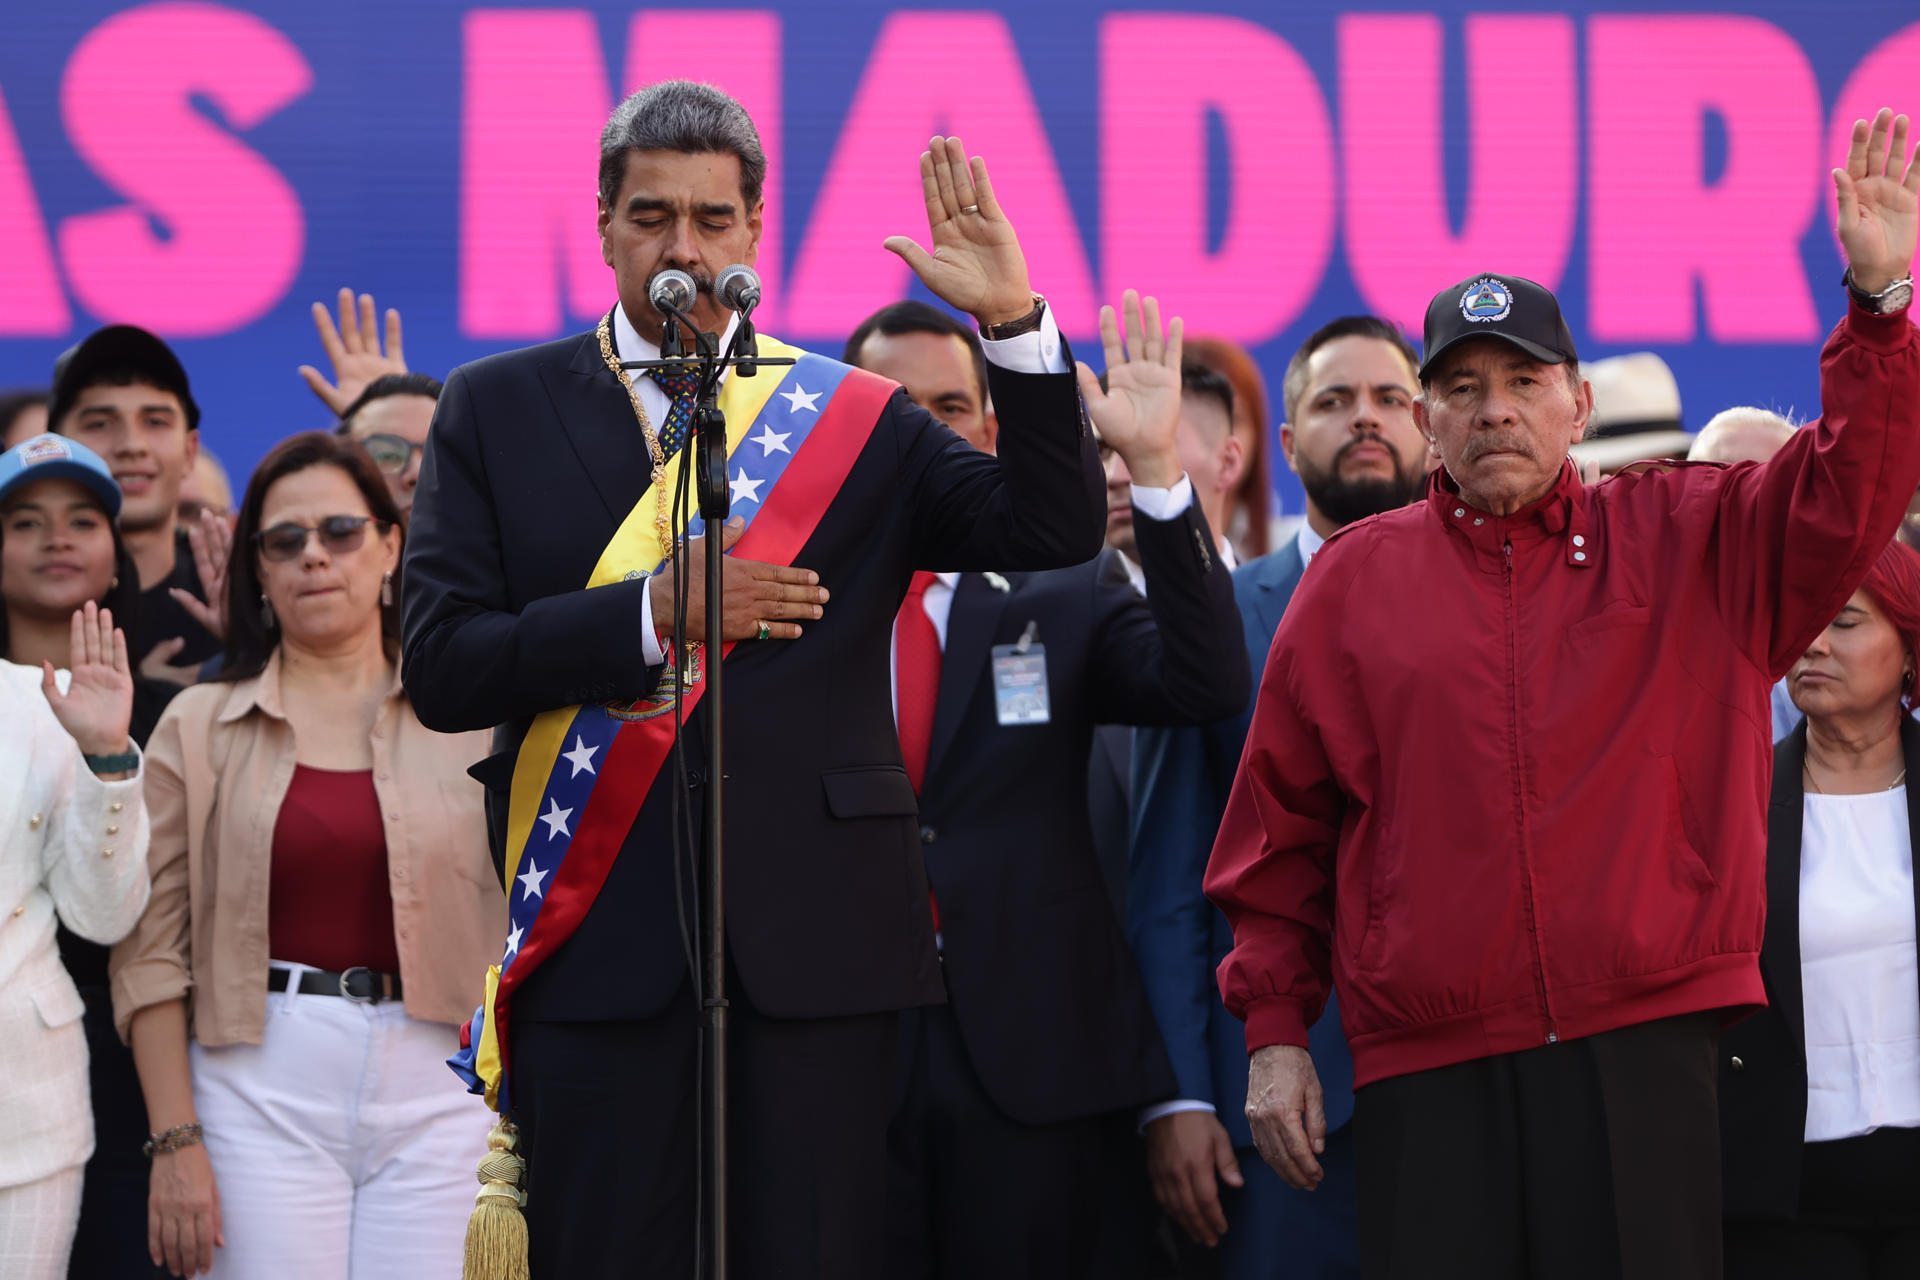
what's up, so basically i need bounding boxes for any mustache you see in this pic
[648,267,716,296]
[1463,432,1537,464]
[1335,432,1404,468]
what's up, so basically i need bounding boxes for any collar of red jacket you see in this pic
[1426,459,1597,570]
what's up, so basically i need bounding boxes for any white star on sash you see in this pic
[730,467,765,505]
[750,424,791,456]
[517,859,549,900]
[779,384,821,413]
[505,922,524,958]
[539,797,573,840]
[561,735,599,778]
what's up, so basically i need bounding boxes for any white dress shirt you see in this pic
[626,300,1069,665]
[1295,519,1327,567]
[1799,786,1920,1143]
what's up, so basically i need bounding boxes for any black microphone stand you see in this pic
[624,300,790,1280]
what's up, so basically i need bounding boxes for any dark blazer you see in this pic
[1129,536,1357,1145]
[917,508,1249,1125]
[401,326,1104,1025]
[1720,716,1920,1219]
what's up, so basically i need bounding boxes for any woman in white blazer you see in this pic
[0,599,150,1279]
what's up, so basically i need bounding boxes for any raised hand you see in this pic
[883,137,1035,328]
[1835,108,1920,294]
[168,509,233,642]
[41,601,133,758]
[297,287,408,415]
[1074,290,1185,489]
[647,517,829,646]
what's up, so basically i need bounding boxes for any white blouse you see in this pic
[1799,786,1920,1143]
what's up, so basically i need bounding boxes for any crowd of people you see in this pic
[1,79,1918,1280]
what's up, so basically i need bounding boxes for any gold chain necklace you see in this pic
[1803,762,1908,794]
[595,312,675,561]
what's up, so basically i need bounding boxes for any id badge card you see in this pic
[990,642,1050,725]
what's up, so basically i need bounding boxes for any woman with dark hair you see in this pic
[1722,538,1920,1276]
[110,433,503,1279]
[0,434,152,1279]
[0,434,179,1279]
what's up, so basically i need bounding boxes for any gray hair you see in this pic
[598,81,766,209]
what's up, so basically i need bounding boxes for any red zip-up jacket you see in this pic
[1204,305,1920,1089]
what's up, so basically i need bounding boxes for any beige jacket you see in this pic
[110,653,506,1044]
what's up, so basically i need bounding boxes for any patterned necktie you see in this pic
[894,572,943,794]
[646,366,700,458]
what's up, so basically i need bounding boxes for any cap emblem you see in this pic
[1460,277,1513,324]
[19,437,71,467]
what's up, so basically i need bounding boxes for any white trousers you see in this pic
[190,976,490,1280]
[0,1166,82,1280]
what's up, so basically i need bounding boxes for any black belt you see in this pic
[267,965,403,1004]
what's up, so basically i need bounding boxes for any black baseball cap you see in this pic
[47,324,200,433]
[1420,273,1578,381]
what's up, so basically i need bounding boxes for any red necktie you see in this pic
[894,571,942,793]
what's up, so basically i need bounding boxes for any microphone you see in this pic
[648,269,697,315]
[715,264,762,313]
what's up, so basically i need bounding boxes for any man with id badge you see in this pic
[858,291,1251,1277]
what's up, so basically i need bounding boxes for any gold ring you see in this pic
[960,204,981,215]
[756,621,771,641]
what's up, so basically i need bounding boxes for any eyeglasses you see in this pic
[254,515,386,562]
[358,433,424,477]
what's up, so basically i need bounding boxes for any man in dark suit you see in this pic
[401,81,1133,1278]
[1129,316,1427,1277]
[845,294,1250,1276]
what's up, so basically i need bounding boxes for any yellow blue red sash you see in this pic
[450,335,895,1111]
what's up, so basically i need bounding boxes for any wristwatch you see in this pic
[84,749,139,775]
[979,294,1047,341]
[1843,268,1914,315]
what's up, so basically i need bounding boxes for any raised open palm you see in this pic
[883,136,1034,327]
[41,601,133,757]
[1835,108,1920,293]
[298,287,408,415]
[1075,290,1185,488]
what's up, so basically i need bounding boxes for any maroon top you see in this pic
[268,765,401,975]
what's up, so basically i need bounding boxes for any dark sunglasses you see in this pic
[254,515,387,562]
[359,433,424,476]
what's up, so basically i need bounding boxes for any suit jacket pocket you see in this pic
[30,975,85,1030]
[821,766,919,819]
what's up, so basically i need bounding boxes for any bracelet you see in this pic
[83,749,139,775]
[142,1122,203,1158]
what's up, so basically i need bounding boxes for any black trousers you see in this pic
[1725,1126,1920,1279]
[66,984,168,1280]
[511,977,897,1280]
[1355,1012,1722,1280]
[886,1003,1108,1279]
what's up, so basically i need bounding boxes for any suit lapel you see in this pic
[536,327,660,528]
[926,573,1012,783]
[1766,723,1808,1050]
[1253,538,1304,638]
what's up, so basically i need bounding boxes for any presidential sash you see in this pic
[449,335,894,1112]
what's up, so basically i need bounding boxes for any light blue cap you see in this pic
[0,433,123,518]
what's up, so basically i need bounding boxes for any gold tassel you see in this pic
[461,1119,529,1280]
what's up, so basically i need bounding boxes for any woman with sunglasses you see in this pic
[0,435,151,1280]
[110,433,504,1279]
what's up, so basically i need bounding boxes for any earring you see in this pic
[260,593,275,629]
[381,571,393,607]
[109,576,119,589]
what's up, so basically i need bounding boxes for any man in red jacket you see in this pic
[1204,109,1920,1279]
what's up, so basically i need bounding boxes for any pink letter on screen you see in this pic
[1100,15,1333,347]
[1587,16,1820,343]
[623,13,783,331]
[786,13,1096,339]
[1340,15,1575,334]
[58,2,311,336]
[0,83,70,336]
[1826,23,1920,249]
[461,11,612,338]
